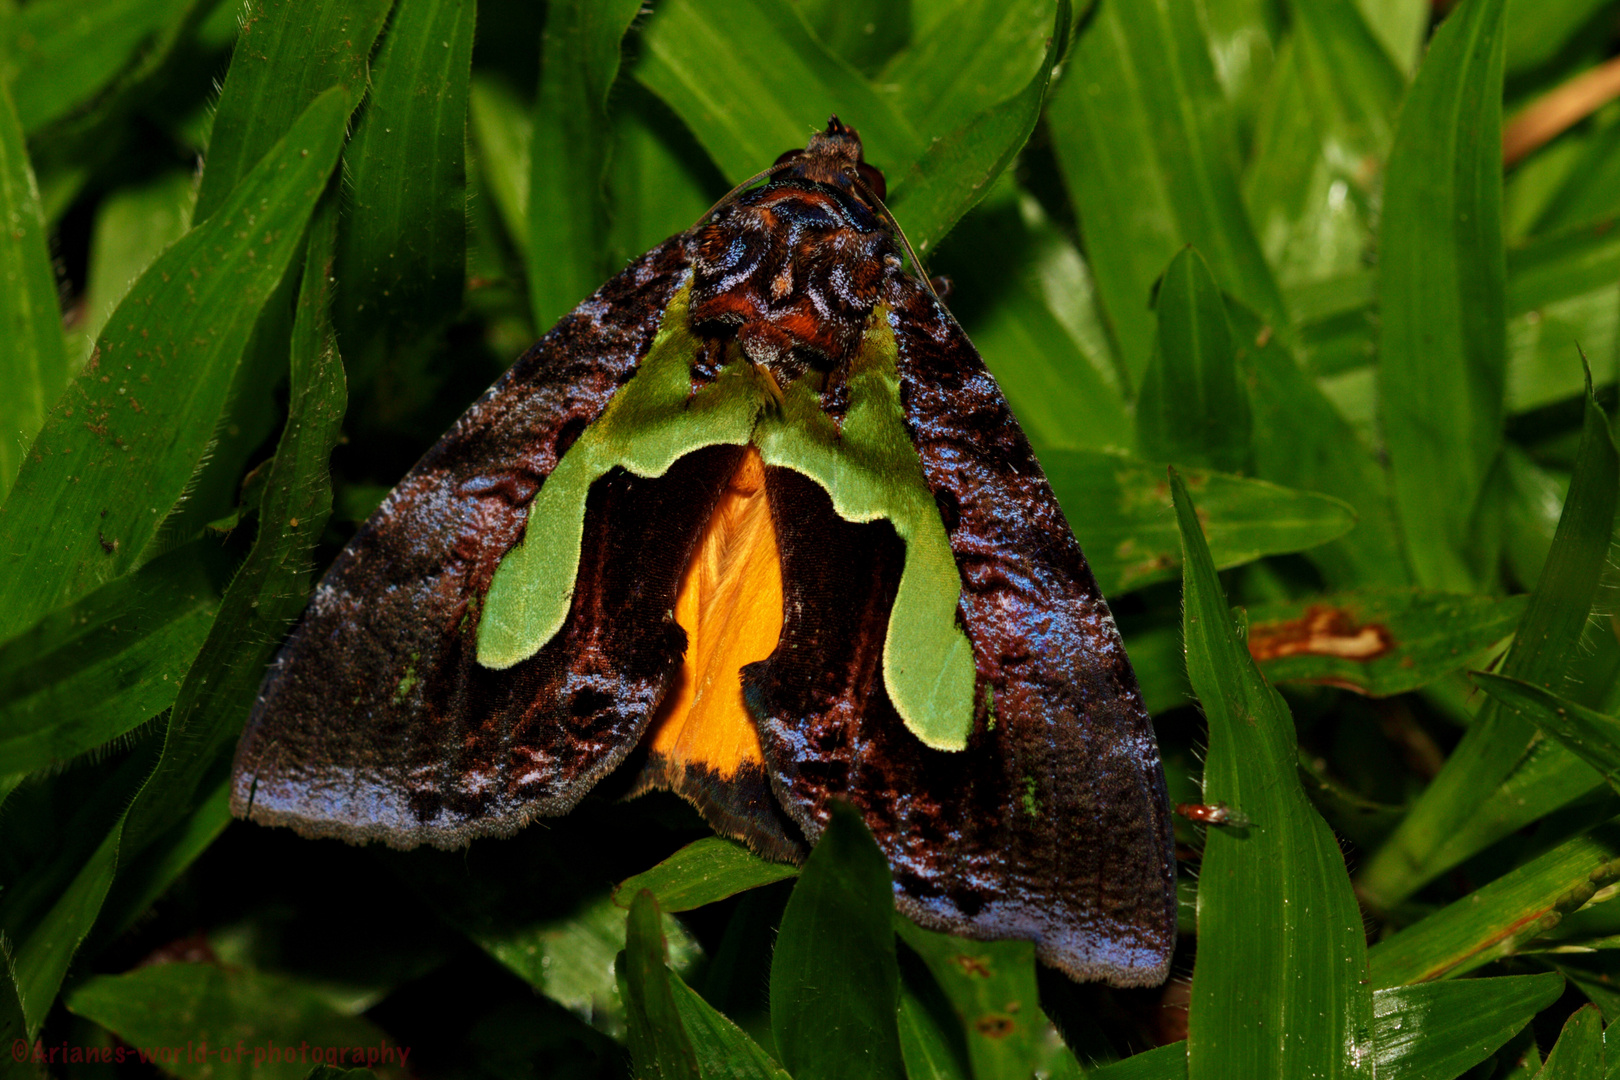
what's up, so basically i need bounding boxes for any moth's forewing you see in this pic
[745,282,1177,988]
[230,240,741,847]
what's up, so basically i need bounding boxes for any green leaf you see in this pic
[668,973,791,1080]
[66,168,195,369]
[1355,0,1427,72]
[893,921,1055,1080]
[0,945,41,1079]
[634,0,920,186]
[884,0,1069,254]
[2,0,194,134]
[1377,0,1508,591]
[1360,377,1619,909]
[0,76,68,502]
[65,964,399,1080]
[933,180,1130,454]
[603,84,718,266]
[798,0,909,76]
[1368,822,1620,986]
[526,0,642,331]
[771,801,905,1080]
[881,0,1051,135]
[10,824,119,1037]
[1474,672,1620,793]
[1245,589,1525,698]
[897,981,971,1080]
[1504,0,1616,74]
[619,891,701,1080]
[0,86,351,640]
[193,0,391,221]
[1232,299,1409,588]
[1046,0,1286,384]
[1505,224,1620,414]
[1370,973,1565,1080]
[1136,247,1251,474]
[468,73,531,257]
[332,0,474,379]
[613,837,799,913]
[1044,450,1358,595]
[0,540,230,779]
[1535,1003,1605,1079]
[1087,1043,1187,1080]
[1172,468,1374,1077]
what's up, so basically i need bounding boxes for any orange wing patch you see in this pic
[643,446,783,784]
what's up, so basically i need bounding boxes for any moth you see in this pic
[231,118,1176,987]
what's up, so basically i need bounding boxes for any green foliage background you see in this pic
[2,0,1620,1075]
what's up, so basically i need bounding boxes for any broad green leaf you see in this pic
[1044,450,1358,595]
[897,981,971,1080]
[10,824,119,1036]
[1371,973,1565,1079]
[1246,589,1525,697]
[668,973,791,1080]
[0,76,68,502]
[1377,0,1508,591]
[934,181,1130,454]
[882,0,1052,137]
[603,84,718,267]
[1088,1044,1187,1079]
[1173,469,1373,1078]
[1200,0,1279,142]
[1475,673,1620,793]
[94,775,232,946]
[1360,378,1619,909]
[1046,0,1285,384]
[2,0,193,133]
[468,74,531,256]
[526,0,642,331]
[194,0,391,221]
[1136,247,1251,474]
[1234,299,1408,587]
[66,168,195,369]
[613,837,799,913]
[894,921,1053,1080]
[800,0,909,76]
[1531,123,1620,237]
[619,891,701,1080]
[1505,0,1616,74]
[0,541,229,778]
[65,964,397,1080]
[1355,0,1427,72]
[635,0,920,185]
[1243,0,1401,287]
[771,801,905,1080]
[1369,822,1620,986]
[1535,1004,1605,1079]
[0,87,350,640]
[1506,224,1620,413]
[885,0,1069,255]
[332,0,474,378]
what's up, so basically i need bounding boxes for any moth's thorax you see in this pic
[687,180,906,382]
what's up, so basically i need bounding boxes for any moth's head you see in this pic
[773,116,888,207]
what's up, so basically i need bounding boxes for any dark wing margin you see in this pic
[746,285,1177,987]
[231,240,736,849]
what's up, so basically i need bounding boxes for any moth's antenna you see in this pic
[852,175,940,302]
[694,161,798,228]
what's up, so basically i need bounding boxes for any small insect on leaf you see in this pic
[231,118,1176,987]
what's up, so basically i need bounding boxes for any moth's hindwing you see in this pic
[743,282,1178,987]
[230,239,793,854]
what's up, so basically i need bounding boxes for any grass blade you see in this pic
[771,801,905,1080]
[1135,246,1251,474]
[1473,672,1620,792]
[1377,0,1508,591]
[668,972,790,1080]
[613,837,799,913]
[1535,1003,1605,1078]
[0,86,350,640]
[0,77,69,501]
[194,0,391,220]
[1246,590,1524,697]
[1173,468,1373,1077]
[1044,450,1357,595]
[619,890,701,1080]
[526,0,642,331]
[1370,973,1564,1080]
[1360,376,1619,909]
[1046,0,1285,384]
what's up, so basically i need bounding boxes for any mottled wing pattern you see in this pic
[745,284,1177,987]
[230,241,737,848]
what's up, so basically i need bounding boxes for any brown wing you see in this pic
[230,240,744,848]
[744,286,1177,987]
